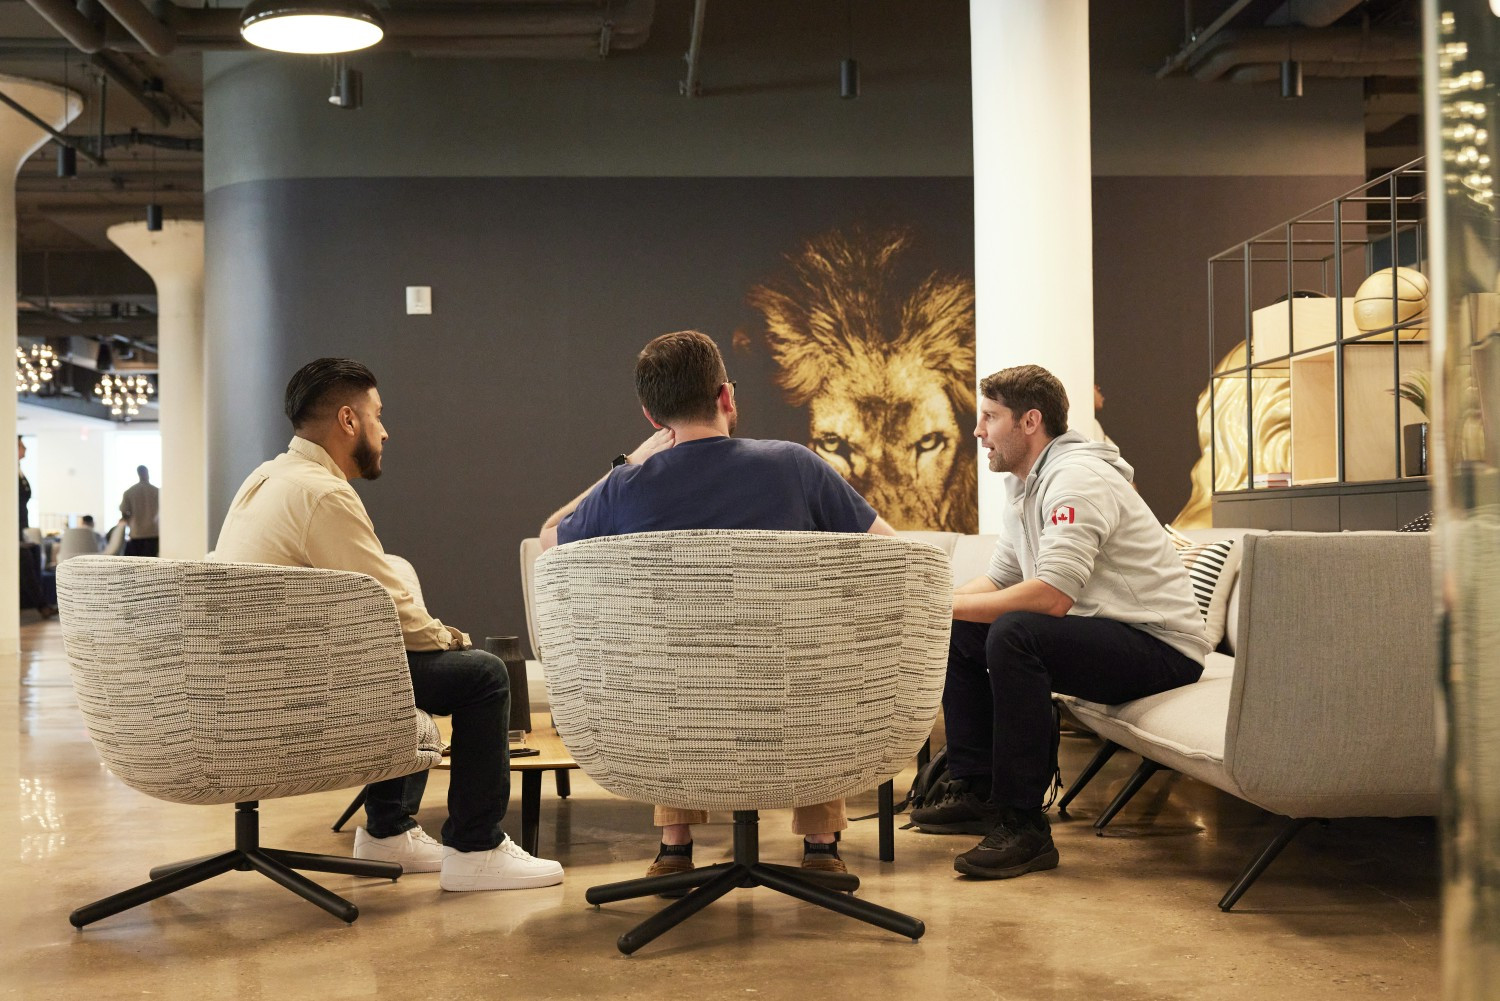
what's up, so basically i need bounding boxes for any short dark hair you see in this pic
[635,331,726,425]
[979,365,1069,438]
[284,358,378,430]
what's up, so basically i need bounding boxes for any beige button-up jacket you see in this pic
[211,436,463,652]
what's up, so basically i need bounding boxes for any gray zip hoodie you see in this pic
[986,430,1210,663]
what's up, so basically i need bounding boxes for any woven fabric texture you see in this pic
[57,557,442,806]
[534,531,952,811]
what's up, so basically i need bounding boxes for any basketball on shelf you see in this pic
[1352,267,1429,336]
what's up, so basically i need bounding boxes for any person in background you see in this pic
[80,515,105,551]
[120,466,160,557]
[17,437,53,617]
[18,437,30,537]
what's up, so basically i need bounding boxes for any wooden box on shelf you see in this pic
[1289,342,1428,484]
[1251,298,1358,361]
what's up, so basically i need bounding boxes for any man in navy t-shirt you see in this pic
[540,329,895,882]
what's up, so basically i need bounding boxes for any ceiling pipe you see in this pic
[1156,0,1257,78]
[89,53,170,126]
[95,0,175,56]
[1227,59,1421,82]
[1188,28,1417,82]
[1264,0,1365,27]
[0,90,105,165]
[22,0,105,53]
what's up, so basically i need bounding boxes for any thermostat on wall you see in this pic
[405,286,432,315]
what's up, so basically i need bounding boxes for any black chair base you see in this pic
[1094,758,1167,833]
[1219,815,1321,911]
[70,801,401,929]
[1058,739,1119,814]
[585,810,923,955]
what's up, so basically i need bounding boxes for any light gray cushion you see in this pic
[1066,677,1237,792]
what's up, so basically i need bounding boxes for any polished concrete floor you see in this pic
[5,618,1439,1000]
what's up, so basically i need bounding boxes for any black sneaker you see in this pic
[953,808,1060,879]
[910,780,1001,835]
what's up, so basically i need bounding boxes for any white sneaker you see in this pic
[439,836,565,891]
[353,825,444,873]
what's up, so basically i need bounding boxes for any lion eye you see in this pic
[915,432,947,455]
[815,433,852,462]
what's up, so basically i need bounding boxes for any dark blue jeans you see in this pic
[944,612,1203,810]
[364,647,511,853]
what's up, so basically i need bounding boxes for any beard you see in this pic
[727,409,738,436]
[352,435,383,480]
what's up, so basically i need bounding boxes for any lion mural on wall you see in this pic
[746,228,978,533]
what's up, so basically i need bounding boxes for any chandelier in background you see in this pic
[15,344,60,394]
[94,373,154,419]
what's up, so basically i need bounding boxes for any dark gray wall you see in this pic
[1092,173,1364,520]
[204,0,974,647]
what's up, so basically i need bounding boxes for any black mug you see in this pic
[483,635,532,733]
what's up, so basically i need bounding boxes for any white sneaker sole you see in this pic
[439,868,565,891]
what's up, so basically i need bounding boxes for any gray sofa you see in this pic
[912,527,1439,909]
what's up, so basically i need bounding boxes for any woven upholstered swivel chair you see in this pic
[534,530,951,955]
[57,557,443,928]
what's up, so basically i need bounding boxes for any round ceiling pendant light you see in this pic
[240,0,385,54]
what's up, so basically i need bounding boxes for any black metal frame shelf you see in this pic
[1208,158,1430,497]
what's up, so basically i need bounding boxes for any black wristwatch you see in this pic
[611,453,630,468]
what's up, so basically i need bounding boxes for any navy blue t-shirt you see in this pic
[556,437,877,543]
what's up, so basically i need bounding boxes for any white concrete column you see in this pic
[107,221,206,561]
[970,2,1094,532]
[0,77,79,651]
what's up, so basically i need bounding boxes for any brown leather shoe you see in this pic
[646,850,694,899]
[645,853,694,879]
[800,853,848,874]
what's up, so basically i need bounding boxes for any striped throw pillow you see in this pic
[1164,527,1242,648]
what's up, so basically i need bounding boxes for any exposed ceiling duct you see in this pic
[1187,27,1419,82]
[1263,0,1366,28]
[21,0,657,58]
[1226,59,1419,82]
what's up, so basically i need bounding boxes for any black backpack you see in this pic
[904,744,951,811]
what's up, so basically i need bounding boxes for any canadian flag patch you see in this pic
[1049,506,1076,526]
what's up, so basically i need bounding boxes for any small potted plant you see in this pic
[1391,371,1430,476]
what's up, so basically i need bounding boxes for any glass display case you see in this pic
[1206,160,1432,527]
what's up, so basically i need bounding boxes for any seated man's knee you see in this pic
[985,610,1052,660]
[460,648,509,699]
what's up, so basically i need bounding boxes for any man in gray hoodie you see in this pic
[912,364,1210,879]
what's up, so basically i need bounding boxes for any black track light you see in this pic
[329,63,362,109]
[1280,59,1303,99]
[840,58,860,99]
[56,143,76,178]
[145,203,163,231]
